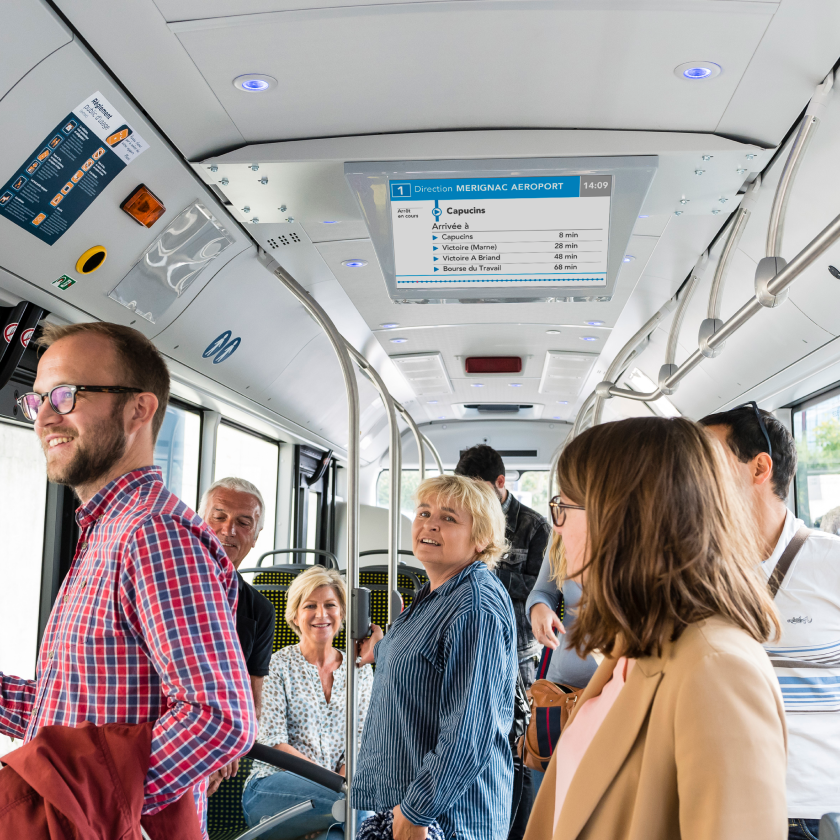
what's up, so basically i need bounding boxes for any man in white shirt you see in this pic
[701,403,840,840]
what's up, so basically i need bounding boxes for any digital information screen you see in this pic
[389,175,611,289]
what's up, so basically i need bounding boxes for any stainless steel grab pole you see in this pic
[421,433,444,475]
[605,209,840,404]
[345,342,402,626]
[395,402,426,480]
[259,253,361,840]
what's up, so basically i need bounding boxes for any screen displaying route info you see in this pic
[389,175,611,288]
[0,91,149,245]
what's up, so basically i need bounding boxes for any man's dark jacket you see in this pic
[495,494,551,660]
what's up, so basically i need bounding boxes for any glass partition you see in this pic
[153,403,201,511]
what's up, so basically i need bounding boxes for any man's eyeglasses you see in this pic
[548,495,586,527]
[16,384,142,422]
[726,401,773,459]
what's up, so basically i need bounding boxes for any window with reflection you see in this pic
[794,388,840,528]
[153,403,201,511]
[215,423,279,562]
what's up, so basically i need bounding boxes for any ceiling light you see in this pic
[674,62,721,80]
[509,383,523,387]
[557,400,569,404]
[546,329,561,335]
[380,323,399,329]
[638,215,649,219]
[390,337,408,344]
[233,74,278,92]
[438,416,446,420]
[342,259,368,268]
[623,255,635,263]
[471,383,484,388]
[322,221,339,224]
[580,336,598,342]
[427,400,439,404]
[585,320,605,326]
[553,416,561,419]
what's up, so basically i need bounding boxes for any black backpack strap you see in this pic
[768,525,811,598]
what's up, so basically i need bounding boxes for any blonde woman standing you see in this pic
[242,566,376,839]
[524,416,788,840]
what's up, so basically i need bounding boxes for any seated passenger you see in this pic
[352,474,518,840]
[242,566,375,839]
[199,477,276,795]
[523,416,787,840]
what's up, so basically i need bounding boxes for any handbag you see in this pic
[519,678,585,771]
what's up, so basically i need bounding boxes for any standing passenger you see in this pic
[354,474,517,840]
[524,417,787,840]
[455,445,551,838]
[702,404,840,840]
[2,322,255,838]
[200,477,276,795]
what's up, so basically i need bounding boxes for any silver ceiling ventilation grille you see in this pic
[391,352,453,396]
[538,351,599,396]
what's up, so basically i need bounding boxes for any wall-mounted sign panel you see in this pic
[346,157,656,303]
[0,91,148,246]
[391,175,611,289]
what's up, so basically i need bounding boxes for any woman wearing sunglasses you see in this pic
[524,416,788,840]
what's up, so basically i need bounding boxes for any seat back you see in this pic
[206,756,254,840]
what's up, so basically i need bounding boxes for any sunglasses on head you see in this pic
[725,401,773,459]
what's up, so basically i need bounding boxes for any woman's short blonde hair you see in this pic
[284,566,346,637]
[415,474,509,570]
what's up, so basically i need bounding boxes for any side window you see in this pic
[0,420,47,680]
[793,390,840,528]
[153,403,201,510]
[215,422,279,562]
[505,471,550,518]
[376,470,425,519]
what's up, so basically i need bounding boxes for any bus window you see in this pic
[0,419,47,681]
[793,388,840,528]
[215,422,279,561]
[153,403,201,510]
[505,470,550,517]
[376,470,426,519]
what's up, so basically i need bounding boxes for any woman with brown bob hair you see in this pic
[524,416,788,840]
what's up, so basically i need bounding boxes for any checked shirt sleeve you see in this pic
[0,674,36,739]
[120,515,256,814]
[400,610,513,827]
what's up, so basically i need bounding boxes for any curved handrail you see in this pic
[420,433,444,475]
[247,743,346,794]
[255,548,338,569]
[394,402,425,480]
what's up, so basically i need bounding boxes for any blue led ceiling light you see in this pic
[321,220,339,224]
[674,62,721,80]
[342,259,368,268]
[557,400,569,405]
[580,336,598,342]
[233,74,278,92]
[471,383,484,388]
[509,383,523,387]
[390,337,408,344]
[623,255,635,263]
[380,323,399,329]
[427,400,439,404]
[585,320,605,326]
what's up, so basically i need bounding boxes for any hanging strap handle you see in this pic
[768,525,811,598]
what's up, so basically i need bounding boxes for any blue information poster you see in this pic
[0,91,148,246]
[389,175,612,288]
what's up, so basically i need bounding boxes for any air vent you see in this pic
[266,232,301,249]
[391,352,453,396]
[463,404,533,413]
[538,351,599,396]
[455,403,543,420]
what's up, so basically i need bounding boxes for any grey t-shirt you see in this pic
[525,558,598,688]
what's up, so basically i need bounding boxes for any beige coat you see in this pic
[523,615,788,840]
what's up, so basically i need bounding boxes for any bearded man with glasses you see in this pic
[3,321,255,839]
[701,403,840,840]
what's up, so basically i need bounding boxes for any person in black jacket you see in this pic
[455,445,551,840]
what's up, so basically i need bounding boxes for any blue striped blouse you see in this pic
[352,561,517,840]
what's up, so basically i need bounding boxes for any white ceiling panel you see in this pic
[171,3,775,142]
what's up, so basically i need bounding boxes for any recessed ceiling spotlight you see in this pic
[674,61,721,80]
[321,220,339,224]
[342,259,368,268]
[509,383,523,387]
[557,400,569,405]
[380,323,399,329]
[638,215,649,219]
[438,416,446,420]
[623,255,635,263]
[585,320,605,326]
[471,383,484,388]
[233,74,278,92]
[427,400,439,404]
[580,336,598,342]
[553,416,562,419]
[390,338,408,344]
[546,329,562,335]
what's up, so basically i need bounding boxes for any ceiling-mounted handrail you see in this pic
[394,402,425,480]
[421,432,444,475]
[345,341,402,627]
[599,209,840,405]
[767,72,834,260]
[0,302,44,391]
[259,250,361,840]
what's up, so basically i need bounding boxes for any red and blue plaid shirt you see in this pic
[0,467,255,834]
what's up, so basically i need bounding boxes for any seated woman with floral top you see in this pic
[242,566,377,840]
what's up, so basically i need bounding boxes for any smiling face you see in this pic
[33,334,132,494]
[295,585,343,646]
[553,492,589,582]
[412,494,486,575]
[204,487,262,568]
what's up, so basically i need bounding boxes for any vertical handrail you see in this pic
[345,343,402,626]
[421,433,444,475]
[395,402,426,480]
[260,253,360,840]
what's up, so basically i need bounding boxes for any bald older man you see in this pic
[200,477,275,795]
